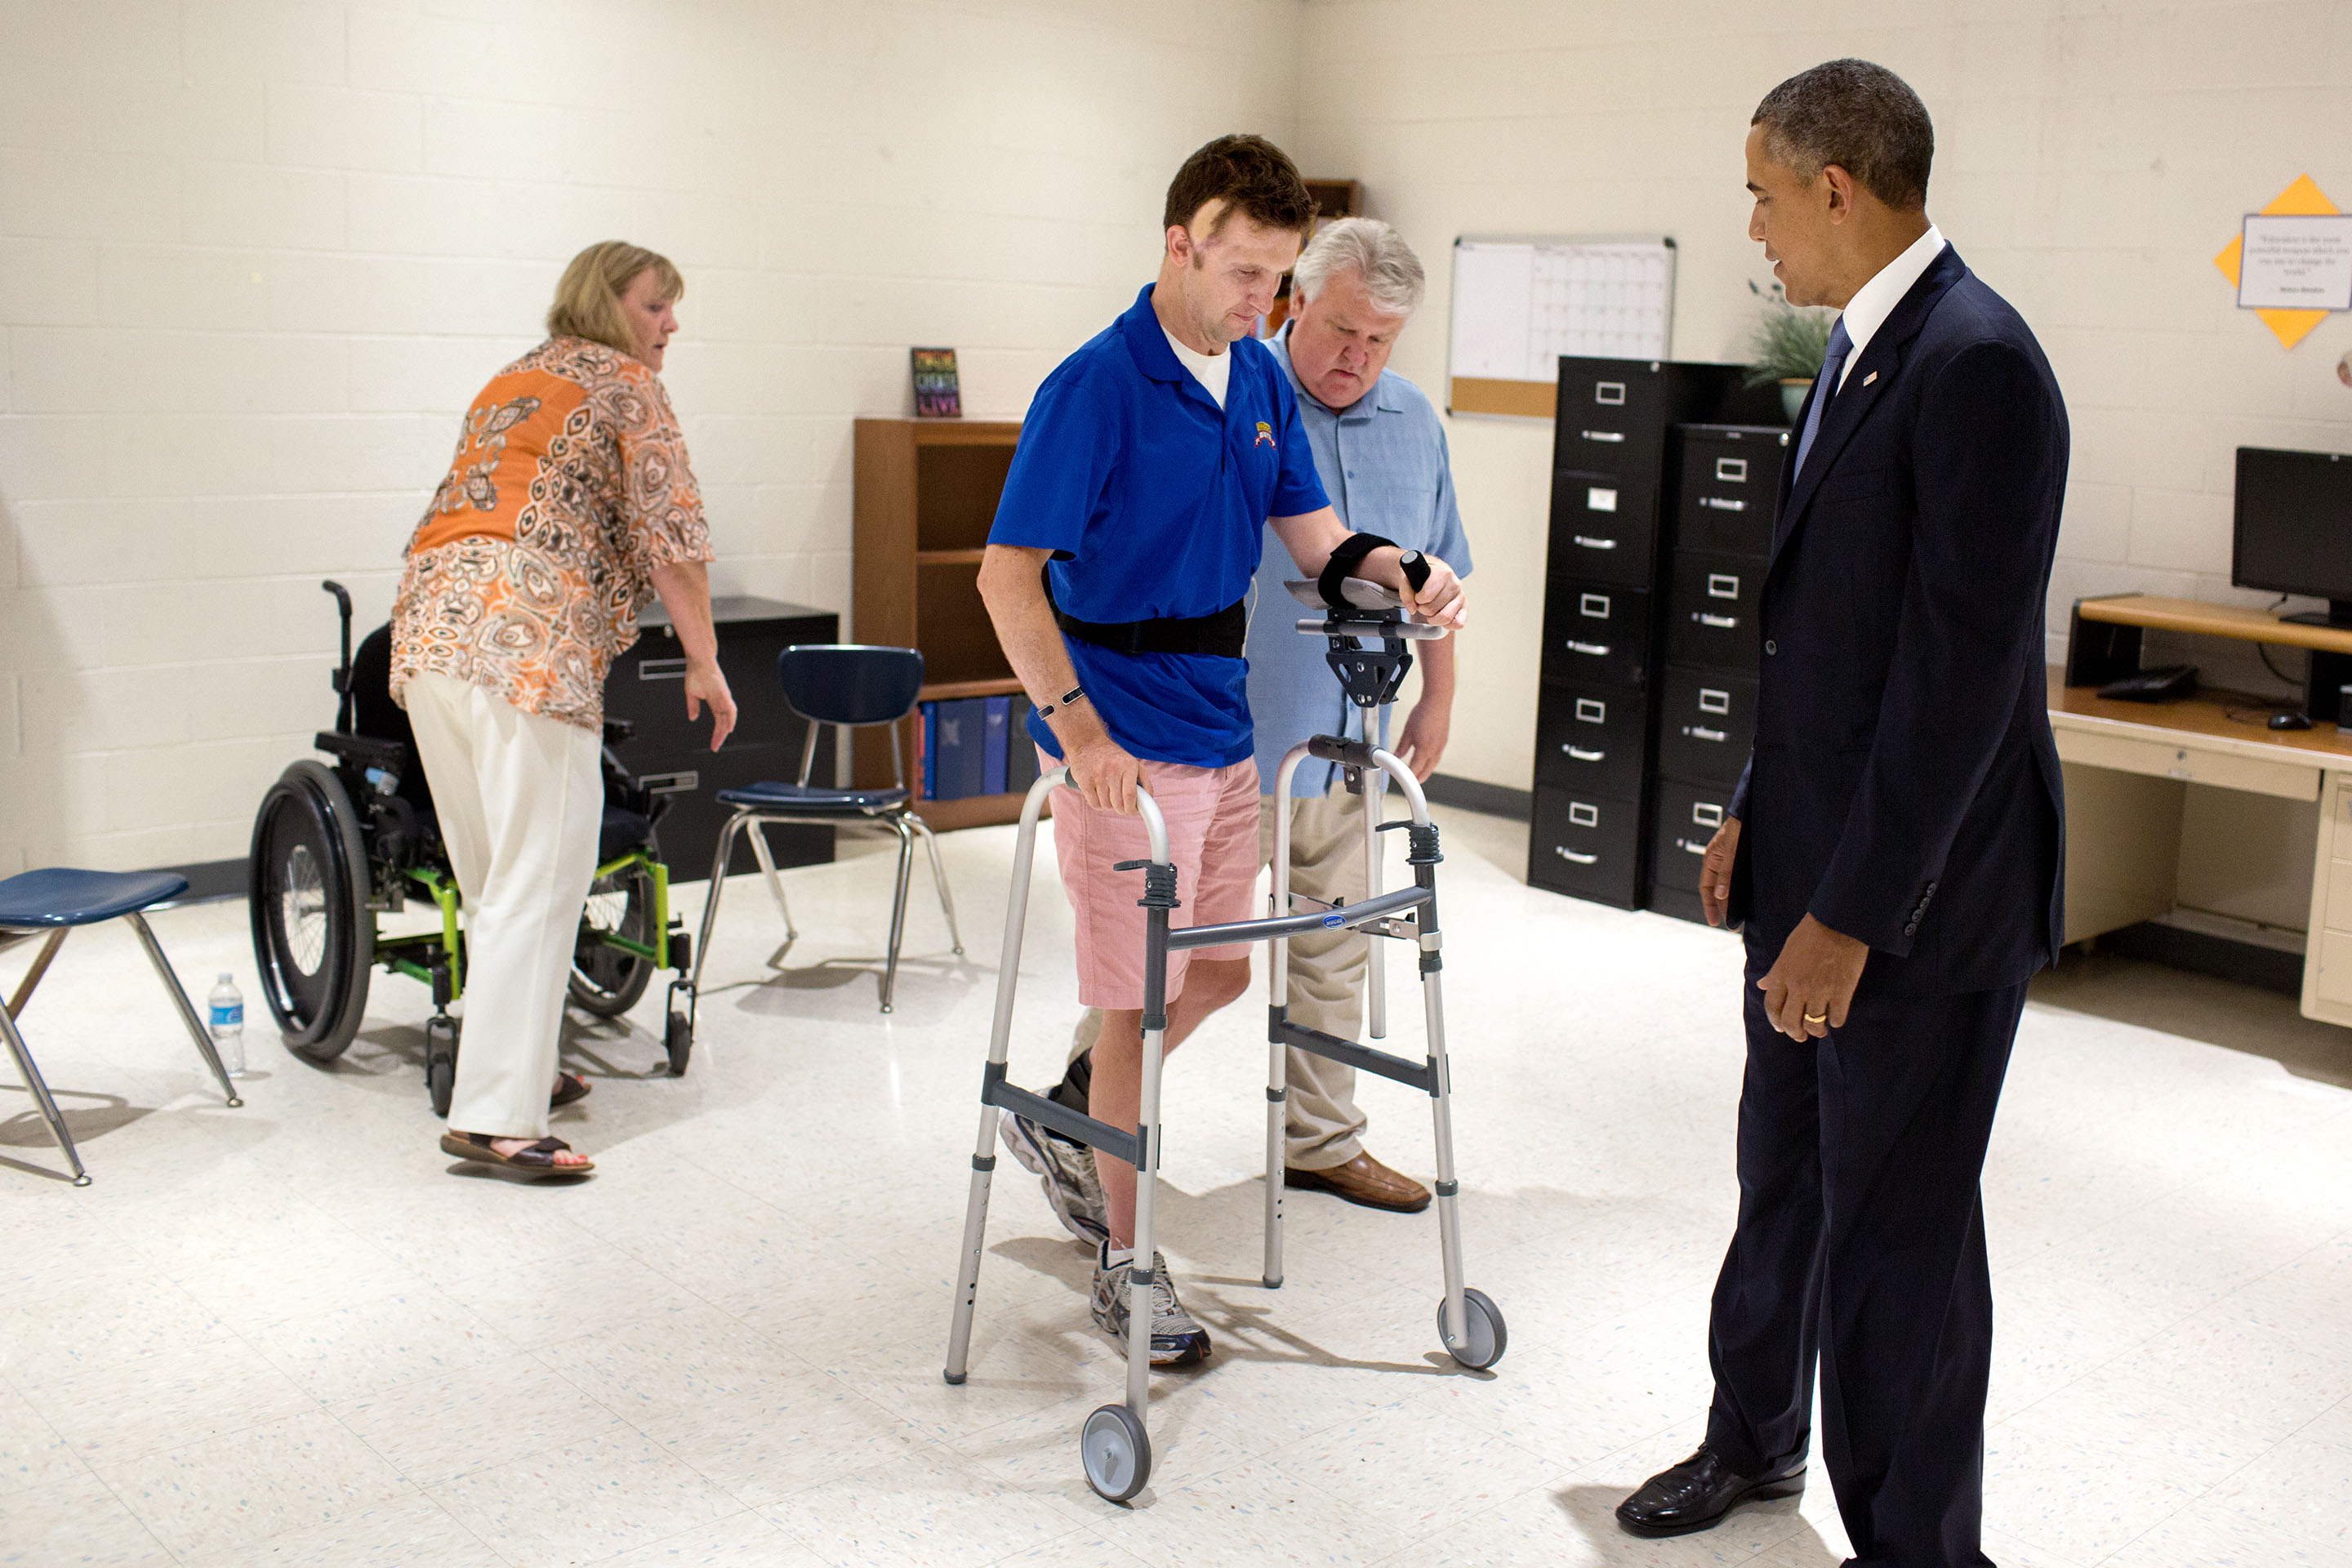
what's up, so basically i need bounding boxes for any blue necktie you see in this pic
[1793,318,1853,478]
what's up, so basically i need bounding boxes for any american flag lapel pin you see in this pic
[1862,370,1878,386]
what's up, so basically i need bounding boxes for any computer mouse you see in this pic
[2270,711,2314,731]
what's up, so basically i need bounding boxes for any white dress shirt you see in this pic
[1833,223,1944,390]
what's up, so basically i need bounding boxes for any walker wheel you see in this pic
[664,1010,693,1076]
[1438,1287,1507,1370]
[425,1017,458,1119]
[1080,1403,1151,1503]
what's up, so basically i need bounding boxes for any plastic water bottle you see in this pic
[207,973,245,1079]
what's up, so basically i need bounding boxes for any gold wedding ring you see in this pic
[1803,1012,1828,1024]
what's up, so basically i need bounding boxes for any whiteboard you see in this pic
[1448,236,1675,414]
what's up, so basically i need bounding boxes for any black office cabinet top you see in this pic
[608,596,840,881]
[1673,424,1788,555]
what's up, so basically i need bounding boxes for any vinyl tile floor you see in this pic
[5,804,2351,1566]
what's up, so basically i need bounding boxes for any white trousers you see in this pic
[403,672,603,1139]
[1071,788,1370,1169]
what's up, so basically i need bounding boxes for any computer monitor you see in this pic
[2234,447,2352,626]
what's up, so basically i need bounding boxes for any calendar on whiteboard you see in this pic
[1448,236,1676,416]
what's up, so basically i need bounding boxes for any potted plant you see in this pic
[1745,279,1838,423]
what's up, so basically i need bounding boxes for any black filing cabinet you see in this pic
[1529,359,1773,908]
[1645,425,1786,923]
[604,596,839,884]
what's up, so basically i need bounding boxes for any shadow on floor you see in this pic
[2030,950,2352,1090]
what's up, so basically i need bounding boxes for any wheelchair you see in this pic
[248,581,696,1116]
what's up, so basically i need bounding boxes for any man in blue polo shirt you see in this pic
[978,136,1468,1366]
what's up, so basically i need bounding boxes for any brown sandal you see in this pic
[551,1071,590,1108]
[439,1131,594,1175]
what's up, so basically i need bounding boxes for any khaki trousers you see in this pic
[403,672,603,1139]
[1071,787,1371,1170]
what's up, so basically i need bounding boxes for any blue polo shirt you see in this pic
[991,283,1329,768]
[1245,325,1472,795]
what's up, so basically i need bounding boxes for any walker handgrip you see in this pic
[1399,550,1431,595]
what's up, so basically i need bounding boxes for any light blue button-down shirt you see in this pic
[1247,325,1472,795]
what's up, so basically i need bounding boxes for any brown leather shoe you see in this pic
[1284,1151,1432,1213]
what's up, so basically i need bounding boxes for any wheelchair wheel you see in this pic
[568,863,656,1018]
[250,760,372,1061]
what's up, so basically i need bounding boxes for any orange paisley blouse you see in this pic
[388,336,712,731]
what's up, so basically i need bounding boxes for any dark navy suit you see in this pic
[1711,245,2067,1567]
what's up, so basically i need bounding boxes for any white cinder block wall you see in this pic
[0,0,1302,875]
[1290,0,2352,797]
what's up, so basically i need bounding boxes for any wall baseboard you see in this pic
[153,860,246,906]
[2096,920,2304,997]
[1421,773,1531,820]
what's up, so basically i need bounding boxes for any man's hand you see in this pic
[1757,913,1870,1040]
[1401,555,1467,630]
[1067,731,1147,814]
[1699,817,1740,926]
[681,655,737,751]
[1392,699,1449,780]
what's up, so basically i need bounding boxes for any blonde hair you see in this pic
[546,241,684,358]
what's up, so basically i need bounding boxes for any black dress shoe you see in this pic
[1615,1446,1805,1536]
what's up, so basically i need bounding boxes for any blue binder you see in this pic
[982,696,1011,795]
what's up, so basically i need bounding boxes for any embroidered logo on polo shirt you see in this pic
[1254,421,1275,448]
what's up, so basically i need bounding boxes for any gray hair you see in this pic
[1292,217,1426,318]
[1753,59,1933,211]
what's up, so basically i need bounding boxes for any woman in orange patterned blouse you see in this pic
[391,240,737,1177]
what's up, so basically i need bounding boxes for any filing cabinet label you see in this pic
[1692,801,1722,827]
[1575,697,1607,724]
[1707,573,1740,599]
[1587,487,1619,512]
[1699,688,1731,715]
[1568,801,1600,828]
[1715,457,1748,483]
[1594,381,1625,405]
[1579,593,1611,618]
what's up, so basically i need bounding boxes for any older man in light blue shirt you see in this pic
[1248,217,1472,1211]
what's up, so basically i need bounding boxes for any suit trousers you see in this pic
[1069,787,1371,1169]
[1705,946,2025,1568]
[403,672,604,1140]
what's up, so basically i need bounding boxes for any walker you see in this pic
[941,564,1506,1503]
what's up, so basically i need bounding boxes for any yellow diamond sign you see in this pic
[2216,174,2341,350]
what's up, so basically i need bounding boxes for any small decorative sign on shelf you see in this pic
[911,347,962,418]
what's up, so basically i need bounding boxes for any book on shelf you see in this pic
[916,697,1046,802]
[910,347,962,418]
[982,696,1010,795]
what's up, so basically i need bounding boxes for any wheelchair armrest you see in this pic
[315,731,408,775]
[603,717,635,746]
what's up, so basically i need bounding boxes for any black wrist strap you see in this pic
[1317,532,1397,610]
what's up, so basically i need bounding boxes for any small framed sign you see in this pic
[2237,214,2352,311]
[910,347,962,418]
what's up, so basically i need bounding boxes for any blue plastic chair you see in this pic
[0,869,243,1185]
[687,645,964,1013]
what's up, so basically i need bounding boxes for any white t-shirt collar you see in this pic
[1833,223,1944,390]
[1161,324,1230,409]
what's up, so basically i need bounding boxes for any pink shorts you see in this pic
[1047,750,1261,1010]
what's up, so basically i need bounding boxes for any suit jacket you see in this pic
[1728,244,2067,998]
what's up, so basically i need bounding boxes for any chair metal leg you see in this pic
[744,820,800,969]
[690,813,751,997]
[880,817,915,1013]
[6,929,68,1021]
[0,973,88,1184]
[123,912,242,1108]
[907,814,964,956]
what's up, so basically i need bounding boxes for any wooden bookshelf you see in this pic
[853,417,1036,829]
[2075,593,2352,655]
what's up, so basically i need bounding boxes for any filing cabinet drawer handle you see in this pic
[1580,428,1624,442]
[1708,574,1741,599]
[1716,457,1748,483]
[1701,497,1747,512]
[1579,593,1611,617]
[1693,803,1724,827]
[1698,613,1739,629]
[1690,725,1728,742]
[1566,640,1610,656]
[1556,846,1600,865]
[1565,746,1605,761]
[1699,689,1731,715]
[639,657,690,680]
[1568,802,1600,827]
[1594,382,1625,405]
[1677,839,1708,856]
[1573,535,1619,550]
[639,770,700,794]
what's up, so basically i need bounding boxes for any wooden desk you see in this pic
[2048,667,2352,1025]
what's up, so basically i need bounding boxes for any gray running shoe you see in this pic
[1091,1246,1211,1366]
[999,1112,1108,1246]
